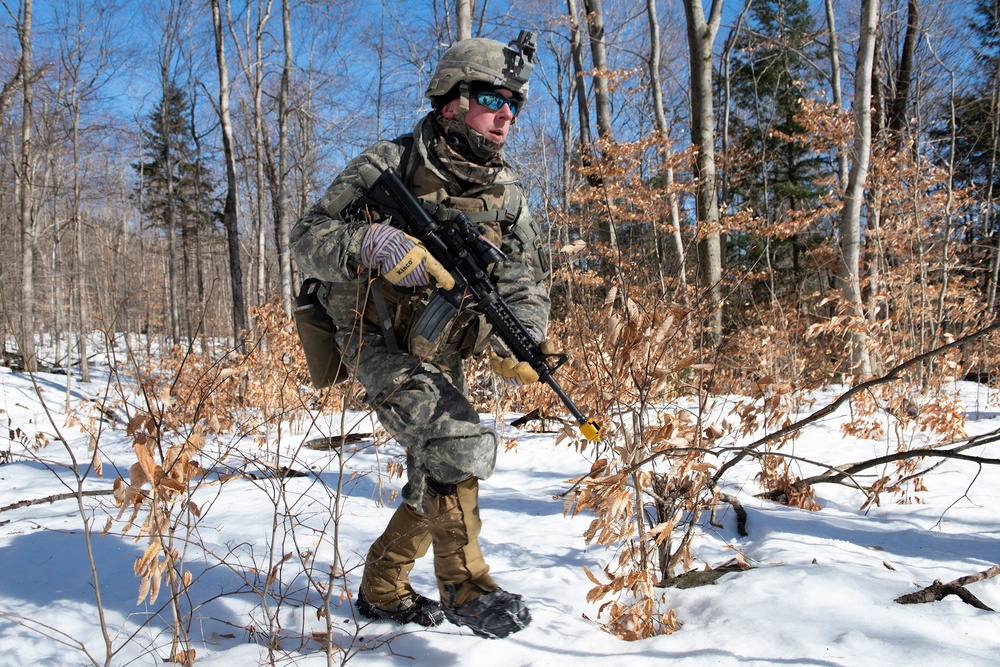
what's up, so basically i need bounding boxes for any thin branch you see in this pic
[0,489,112,514]
[710,320,1000,486]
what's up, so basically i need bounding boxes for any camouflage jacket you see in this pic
[291,114,551,363]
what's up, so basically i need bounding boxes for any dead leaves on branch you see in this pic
[110,412,205,605]
[133,299,339,437]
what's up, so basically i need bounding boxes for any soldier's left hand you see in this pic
[489,338,556,386]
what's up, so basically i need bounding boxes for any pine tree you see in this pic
[940,0,1000,303]
[725,0,831,299]
[135,83,220,339]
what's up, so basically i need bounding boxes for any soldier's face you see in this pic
[442,87,515,143]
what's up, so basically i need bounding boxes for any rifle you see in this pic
[363,168,601,442]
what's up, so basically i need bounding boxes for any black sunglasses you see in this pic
[474,90,521,117]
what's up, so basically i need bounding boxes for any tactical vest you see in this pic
[368,135,532,365]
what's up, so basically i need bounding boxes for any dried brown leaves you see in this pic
[110,413,205,605]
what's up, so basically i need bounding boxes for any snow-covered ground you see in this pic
[1,360,998,666]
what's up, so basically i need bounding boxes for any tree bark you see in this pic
[582,0,614,143]
[211,0,247,352]
[824,0,849,190]
[567,0,594,153]
[888,0,920,148]
[838,0,878,378]
[683,0,724,347]
[895,564,1000,610]
[224,0,272,305]
[645,0,685,291]
[18,0,38,372]
[72,91,89,382]
[275,0,294,317]
[456,0,473,41]
[582,0,617,247]
[156,5,183,343]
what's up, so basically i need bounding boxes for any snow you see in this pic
[1,359,999,667]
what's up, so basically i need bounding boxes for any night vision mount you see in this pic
[503,31,536,88]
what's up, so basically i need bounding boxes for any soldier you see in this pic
[291,33,550,639]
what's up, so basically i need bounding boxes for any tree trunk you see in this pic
[18,0,38,372]
[645,0,686,291]
[275,0,294,317]
[987,49,1000,312]
[888,0,920,148]
[211,0,247,352]
[72,99,89,382]
[157,12,182,343]
[0,67,23,353]
[683,0,724,347]
[567,0,594,153]
[824,0,849,190]
[838,0,879,378]
[582,0,614,143]
[456,0,472,41]
[720,0,752,230]
[582,0,618,249]
[225,0,272,305]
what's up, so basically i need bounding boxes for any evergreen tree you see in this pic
[725,0,831,299]
[945,1,1000,207]
[135,83,220,338]
[937,0,1000,299]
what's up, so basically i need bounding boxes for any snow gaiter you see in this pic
[426,476,498,607]
[360,502,432,607]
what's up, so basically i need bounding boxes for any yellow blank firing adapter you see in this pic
[579,418,601,442]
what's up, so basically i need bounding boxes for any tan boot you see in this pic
[359,502,433,607]
[425,477,497,607]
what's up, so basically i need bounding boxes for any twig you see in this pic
[715,492,748,537]
[0,489,112,513]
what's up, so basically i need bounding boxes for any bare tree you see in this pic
[644,0,685,291]
[276,0,294,316]
[582,0,618,248]
[224,0,271,304]
[582,0,613,142]
[838,0,879,377]
[55,1,117,383]
[0,66,22,353]
[152,1,187,343]
[211,0,247,351]
[824,0,849,189]
[683,0,724,347]
[17,0,38,371]
[887,0,920,148]
[567,0,594,154]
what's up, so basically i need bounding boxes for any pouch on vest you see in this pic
[293,278,347,389]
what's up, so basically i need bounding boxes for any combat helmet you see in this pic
[425,31,535,159]
[426,31,536,103]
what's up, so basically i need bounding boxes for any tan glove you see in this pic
[360,223,455,290]
[490,338,556,386]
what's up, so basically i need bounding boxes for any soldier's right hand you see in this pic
[360,223,455,290]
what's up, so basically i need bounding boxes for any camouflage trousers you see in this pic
[338,324,498,516]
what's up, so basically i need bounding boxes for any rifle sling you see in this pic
[369,274,400,354]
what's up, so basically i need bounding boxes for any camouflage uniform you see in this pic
[291,114,550,514]
[293,33,543,635]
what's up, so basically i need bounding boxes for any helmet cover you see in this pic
[426,31,536,102]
